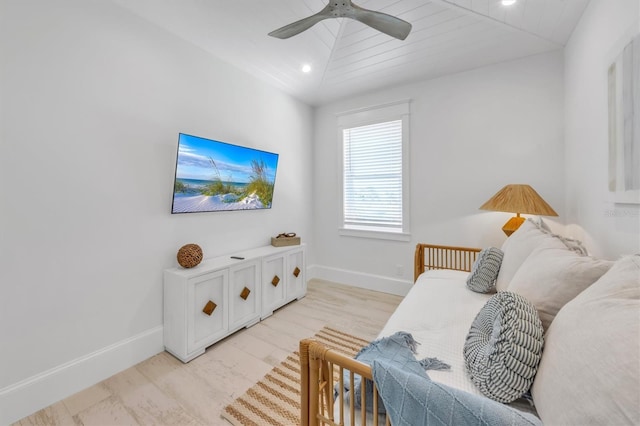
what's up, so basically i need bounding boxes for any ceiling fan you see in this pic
[268,0,412,41]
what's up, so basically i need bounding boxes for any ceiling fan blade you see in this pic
[269,1,412,41]
[268,10,330,39]
[350,6,412,40]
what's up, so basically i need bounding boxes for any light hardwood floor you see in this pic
[15,279,404,426]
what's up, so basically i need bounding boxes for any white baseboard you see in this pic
[307,264,412,296]
[0,326,164,425]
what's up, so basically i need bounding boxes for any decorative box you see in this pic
[271,236,301,247]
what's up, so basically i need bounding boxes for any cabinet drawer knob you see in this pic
[271,275,280,287]
[293,267,301,278]
[202,300,217,316]
[240,286,251,300]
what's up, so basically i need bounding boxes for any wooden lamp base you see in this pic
[502,215,525,236]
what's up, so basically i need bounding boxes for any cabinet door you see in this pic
[286,249,306,300]
[229,260,261,330]
[187,270,228,353]
[262,254,286,318]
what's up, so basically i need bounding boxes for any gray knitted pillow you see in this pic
[466,247,503,293]
[463,292,544,403]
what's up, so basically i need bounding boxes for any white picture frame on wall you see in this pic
[607,25,640,204]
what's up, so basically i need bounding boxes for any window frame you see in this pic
[337,100,411,241]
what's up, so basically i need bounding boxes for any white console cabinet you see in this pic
[261,246,306,319]
[163,244,306,362]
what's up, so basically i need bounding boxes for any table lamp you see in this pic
[479,184,558,236]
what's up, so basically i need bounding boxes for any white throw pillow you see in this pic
[507,241,613,330]
[496,220,562,292]
[495,219,587,292]
[532,254,640,425]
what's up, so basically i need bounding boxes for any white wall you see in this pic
[312,51,565,293]
[564,0,640,258]
[0,0,313,422]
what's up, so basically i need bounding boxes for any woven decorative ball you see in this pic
[177,244,203,268]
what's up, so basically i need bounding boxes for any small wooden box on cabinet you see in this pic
[163,244,306,363]
[270,236,301,247]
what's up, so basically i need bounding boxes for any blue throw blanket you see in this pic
[337,331,450,414]
[372,360,542,426]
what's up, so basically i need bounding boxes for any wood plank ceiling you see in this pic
[111,0,590,106]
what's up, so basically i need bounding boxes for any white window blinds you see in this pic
[343,119,403,231]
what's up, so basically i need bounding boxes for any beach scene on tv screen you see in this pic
[172,134,279,213]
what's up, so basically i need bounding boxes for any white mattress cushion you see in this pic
[377,269,491,396]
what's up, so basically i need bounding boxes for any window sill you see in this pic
[339,227,411,242]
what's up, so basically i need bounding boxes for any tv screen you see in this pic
[171,133,279,213]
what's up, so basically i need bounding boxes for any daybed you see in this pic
[300,219,640,426]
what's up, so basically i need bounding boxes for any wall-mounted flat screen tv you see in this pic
[171,133,279,214]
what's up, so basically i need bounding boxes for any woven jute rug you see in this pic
[221,326,370,426]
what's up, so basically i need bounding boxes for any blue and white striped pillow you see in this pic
[466,247,503,293]
[464,292,544,403]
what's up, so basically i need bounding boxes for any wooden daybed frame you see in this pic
[299,244,480,426]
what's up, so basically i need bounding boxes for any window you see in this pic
[338,101,410,240]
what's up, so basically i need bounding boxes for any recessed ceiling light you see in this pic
[301,64,312,73]
[501,0,516,5]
